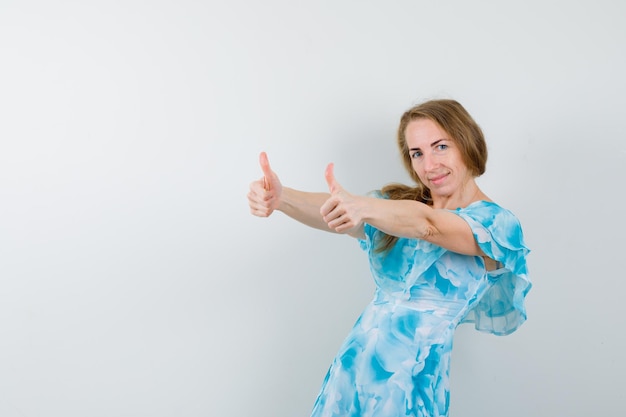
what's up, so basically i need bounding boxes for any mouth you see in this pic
[428,173,448,186]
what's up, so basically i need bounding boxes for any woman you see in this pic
[248,99,531,417]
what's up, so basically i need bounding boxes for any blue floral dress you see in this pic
[310,200,531,417]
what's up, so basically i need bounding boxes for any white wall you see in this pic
[1,1,625,416]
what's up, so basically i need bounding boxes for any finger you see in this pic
[249,187,275,207]
[250,206,272,217]
[250,204,273,217]
[328,217,353,233]
[249,180,268,199]
[326,214,343,229]
[248,195,274,217]
[259,152,272,190]
[324,162,342,194]
[320,195,340,218]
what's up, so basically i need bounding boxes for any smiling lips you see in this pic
[428,173,449,185]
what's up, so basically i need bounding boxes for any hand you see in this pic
[248,152,283,217]
[320,163,363,233]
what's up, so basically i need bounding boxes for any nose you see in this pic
[422,153,438,172]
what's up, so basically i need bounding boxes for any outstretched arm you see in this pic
[249,155,480,252]
[360,198,482,255]
[320,163,483,255]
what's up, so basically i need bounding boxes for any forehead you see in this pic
[405,118,450,148]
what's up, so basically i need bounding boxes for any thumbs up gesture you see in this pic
[321,163,364,234]
[248,152,283,217]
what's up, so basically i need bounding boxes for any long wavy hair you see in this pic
[375,99,488,253]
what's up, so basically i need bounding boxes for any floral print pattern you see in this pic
[310,201,531,417]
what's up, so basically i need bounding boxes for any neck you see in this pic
[431,180,487,210]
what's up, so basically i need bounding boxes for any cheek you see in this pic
[411,161,427,181]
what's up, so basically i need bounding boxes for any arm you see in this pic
[321,163,482,255]
[361,198,482,256]
[277,187,333,231]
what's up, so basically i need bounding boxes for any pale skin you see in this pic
[248,119,493,258]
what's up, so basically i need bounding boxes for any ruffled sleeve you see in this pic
[456,202,532,336]
[358,222,374,252]
[357,190,384,253]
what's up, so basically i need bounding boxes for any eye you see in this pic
[410,150,422,159]
[436,143,448,151]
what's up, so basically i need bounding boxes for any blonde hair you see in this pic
[376,99,488,252]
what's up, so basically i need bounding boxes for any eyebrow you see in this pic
[409,138,448,151]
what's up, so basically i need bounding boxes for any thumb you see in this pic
[259,151,273,190]
[325,163,343,193]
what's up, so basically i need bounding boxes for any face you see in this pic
[404,118,473,199]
